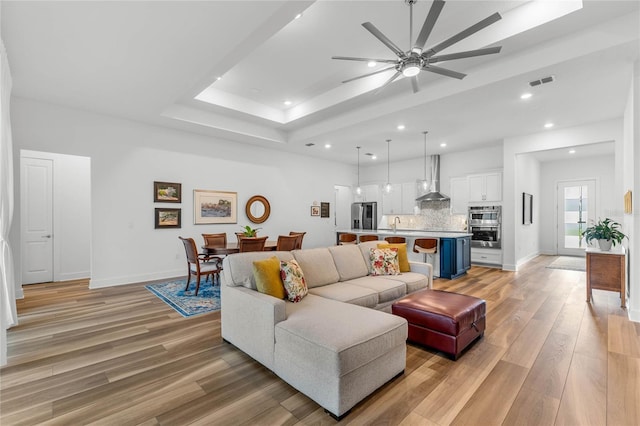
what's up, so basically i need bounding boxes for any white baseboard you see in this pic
[629,308,640,323]
[90,269,185,289]
[516,252,540,270]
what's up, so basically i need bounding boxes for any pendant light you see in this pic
[420,131,429,191]
[355,146,362,195]
[384,139,392,193]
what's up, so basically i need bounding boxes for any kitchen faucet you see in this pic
[392,216,401,232]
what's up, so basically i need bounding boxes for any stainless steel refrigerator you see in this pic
[351,202,377,230]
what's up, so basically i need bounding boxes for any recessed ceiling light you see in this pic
[397,124,405,130]
[569,149,576,154]
[294,13,303,20]
[284,100,292,106]
[371,155,377,160]
[367,61,377,68]
[325,143,331,149]
[520,92,532,100]
[216,76,222,81]
[440,143,447,148]
[544,122,554,129]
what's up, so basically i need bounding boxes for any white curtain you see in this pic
[0,38,18,350]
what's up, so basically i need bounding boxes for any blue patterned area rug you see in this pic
[145,279,221,317]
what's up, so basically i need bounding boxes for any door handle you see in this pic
[42,235,52,238]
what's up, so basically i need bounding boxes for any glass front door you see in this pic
[557,179,596,256]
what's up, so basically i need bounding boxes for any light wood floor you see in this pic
[1,255,639,425]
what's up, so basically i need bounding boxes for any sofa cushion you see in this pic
[369,248,401,276]
[328,244,369,281]
[346,276,406,303]
[385,272,429,293]
[253,256,286,299]
[275,294,407,377]
[280,259,308,303]
[292,248,340,288]
[222,251,294,289]
[377,243,410,272]
[308,283,378,308]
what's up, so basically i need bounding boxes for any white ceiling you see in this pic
[2,0,639,165]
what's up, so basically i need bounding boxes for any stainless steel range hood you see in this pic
[415,155,450,202]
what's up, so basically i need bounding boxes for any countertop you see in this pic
[337,229,472,238]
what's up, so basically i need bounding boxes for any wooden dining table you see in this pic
[203,241,277,255]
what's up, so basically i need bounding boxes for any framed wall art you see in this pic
[154,181,182,203]
[522,192,533,225]
[155,208,181,229]
[320,202,330,218]
[194,189,237,224]
[310,205,320,216]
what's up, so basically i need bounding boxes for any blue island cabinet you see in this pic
[439,236,471,279]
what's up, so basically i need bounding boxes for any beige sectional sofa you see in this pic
[220,241,433,419]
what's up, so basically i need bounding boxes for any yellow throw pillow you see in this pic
[252,256,286,299]
[377,243,410,272]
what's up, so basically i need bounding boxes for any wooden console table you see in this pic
[586,246,626,308]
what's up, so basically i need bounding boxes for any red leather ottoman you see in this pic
[392,290,486,360]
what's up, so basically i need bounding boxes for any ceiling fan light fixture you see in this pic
[402,63,421,77]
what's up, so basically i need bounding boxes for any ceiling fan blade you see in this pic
[411,76,420,94]
[423,65,466,79]
[332,56,398,64]
[424,12,502,57]
[374,70,402,94]
[414,0,445,51]
[429,46,502,63]
[342,66,397,84]
[362,22,406,58]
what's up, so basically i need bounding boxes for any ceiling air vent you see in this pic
[305,143,315,147]
[529,75,555,87]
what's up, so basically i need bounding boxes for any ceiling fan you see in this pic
[332,0,503,94]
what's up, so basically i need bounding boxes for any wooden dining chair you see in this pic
[338,233,357,245]
[178,236,222,296]
[202,233,227,279]
[414,238,438,266]
[384,236,406,244]
[239,236,268,252]
[358,234,379,243]
[289,231,306,249]
[277,235,299,251]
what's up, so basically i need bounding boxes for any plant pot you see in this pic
[597,239,612,251]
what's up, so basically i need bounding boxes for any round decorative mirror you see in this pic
[246,195,271,224]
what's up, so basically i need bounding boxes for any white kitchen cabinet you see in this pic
[360,184,380,203]
[449,176,468,215]
[401,182,417,213]
[468,172,502,202]
[471,247,502,266]
[382,183,402,214]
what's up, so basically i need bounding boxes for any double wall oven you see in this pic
[468,206,501,248]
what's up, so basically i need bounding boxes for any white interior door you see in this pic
[21,157,54,284]
[557,179,596,256]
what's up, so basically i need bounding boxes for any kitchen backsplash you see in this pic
[379,201,467,231]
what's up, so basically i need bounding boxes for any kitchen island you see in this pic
[336,229,472,279]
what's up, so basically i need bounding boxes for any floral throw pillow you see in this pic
[280,259,308,302]
[369,248,401,276]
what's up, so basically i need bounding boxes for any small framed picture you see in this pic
[310,205,320,216]
[155,208,181,229]
[320,202,330,218]
[154,181,182,203]
[522,192,533,225]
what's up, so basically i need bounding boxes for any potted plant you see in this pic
[240,225,261,237]
[583,218,627,251]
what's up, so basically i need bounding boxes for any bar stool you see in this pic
[358,234,379,243]
[384,236,406,244]
[338,233,357,245]
[414,238,438,267]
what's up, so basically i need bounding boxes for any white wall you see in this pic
[10,97,352,288]
[514,154,540,265]
[538,155,616,255]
